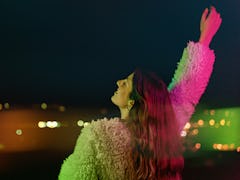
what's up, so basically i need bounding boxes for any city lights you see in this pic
[41,103,47,110]
[4,103,10,109]
[213,144,218,149]
[1,103,239,154]
[198,119,204,126]
[209,119,215,126]
[230,144,235,150]
[216,144,222,150]
[192,129,199,135]
[180,130,187,137]
[59,106,66,112]
[38,121,47,128]
[0,103,10,110]
[212,143,238,151]
[220,119,225,126]
[184,122,191,130]
[46,121,59,128]
[210,109,215,115]
[84,122,90,127]
[77,120,84,127]
[185,107,240,152]
[16,129,23,135]
[222,144,229,151]
[195,143,201,149]
[237,147,240,152]
[38,121,60,128]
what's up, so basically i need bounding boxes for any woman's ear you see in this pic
[128,99,135,109]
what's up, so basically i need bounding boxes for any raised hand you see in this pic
[199,6,222,47]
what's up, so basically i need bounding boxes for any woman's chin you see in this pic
[111,96,116,104]
[111,96,120,108]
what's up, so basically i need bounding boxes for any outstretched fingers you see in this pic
[208,6,221,24]
[211,7,222,31]
[201,8,209,23]
[199,6,222,46]
[200,8,209,31]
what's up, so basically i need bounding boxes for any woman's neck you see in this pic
[120,108,129,120]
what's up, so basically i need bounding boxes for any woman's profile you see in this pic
[59,6,222,180]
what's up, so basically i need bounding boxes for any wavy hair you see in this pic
[126,69,184,180]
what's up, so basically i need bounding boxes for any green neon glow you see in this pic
[187,107,240,151]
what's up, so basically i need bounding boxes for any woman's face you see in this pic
[111,73,134,108]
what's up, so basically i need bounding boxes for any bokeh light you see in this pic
[209,119,215,126]
[210,109,215,116]
[16,129,22,135]
[198,119,204,126]
[46,121,59,128]
[216,144,222,150]
[4,103,10,109]
[59,106,66,112]
[220,119,225,126]
[213,144,217,149]
[222,144,229,151]
[180,130,187,137]
[184,122,191,130]
[230,144,235,150]
[195,143,201,149]
[192,129,199,135]
[38,121,47,128]
[77,120,84,127]
[84,122,90,127]
[41,103,47,110]
[237,147,240,152]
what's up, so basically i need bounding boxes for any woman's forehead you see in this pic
[127,73,134,79]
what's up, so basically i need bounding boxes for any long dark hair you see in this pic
[126,69,184,179]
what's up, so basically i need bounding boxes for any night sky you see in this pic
[0,0,239,108]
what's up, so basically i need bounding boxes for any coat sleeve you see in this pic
[58,124,98,180]
[168,41,215,131]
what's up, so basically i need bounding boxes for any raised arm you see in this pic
[168,7,222,131]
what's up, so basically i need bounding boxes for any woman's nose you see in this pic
[116,80,122,86]
[117,80,120,86]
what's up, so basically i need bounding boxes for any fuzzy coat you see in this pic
[58,41,215,180]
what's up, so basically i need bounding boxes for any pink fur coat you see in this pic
[59,42,215,180]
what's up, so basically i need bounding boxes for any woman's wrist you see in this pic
[198,36,210,47]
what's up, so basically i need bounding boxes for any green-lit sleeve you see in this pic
[58,124,98,180]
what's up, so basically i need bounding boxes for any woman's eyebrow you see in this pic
[126,77,131,86]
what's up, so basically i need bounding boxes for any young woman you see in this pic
[59,7,222,180]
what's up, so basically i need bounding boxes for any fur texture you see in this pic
[59,42,215,179]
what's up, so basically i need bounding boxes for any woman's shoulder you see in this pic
[75,117,128,148]
[82,118,131,179]
[85,117,126,131]
[80,117,130,138]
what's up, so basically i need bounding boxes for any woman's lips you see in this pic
[114,89,119,94]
